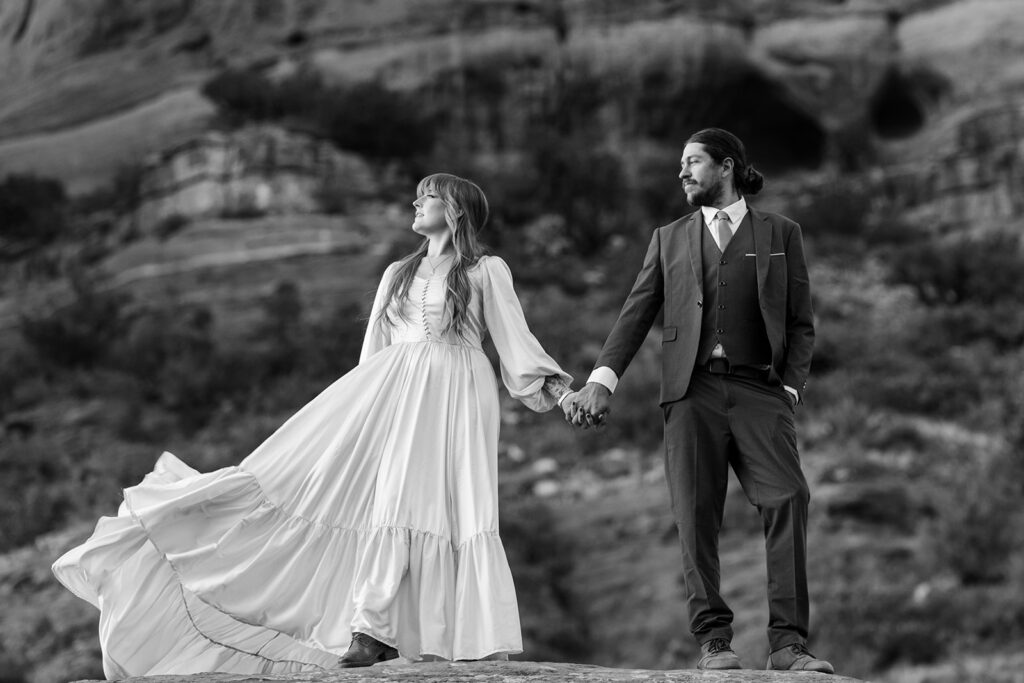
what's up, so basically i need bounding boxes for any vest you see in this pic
[695,213,773,367]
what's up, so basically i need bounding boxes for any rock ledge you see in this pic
[75,661,865,683]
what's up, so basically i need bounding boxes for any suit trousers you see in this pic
[662,367,810,651]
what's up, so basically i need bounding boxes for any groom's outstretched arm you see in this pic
[573,228,666,427]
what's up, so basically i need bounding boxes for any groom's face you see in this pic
[679,143,726,207]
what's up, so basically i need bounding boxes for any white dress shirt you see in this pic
[702,197,747,251]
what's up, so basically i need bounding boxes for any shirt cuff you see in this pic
[557,391,573,406]
[784,385,799,403]
[587,366,619,394]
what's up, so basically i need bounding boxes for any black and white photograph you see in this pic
[1,1,1022,682]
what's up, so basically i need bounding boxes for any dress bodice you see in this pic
[387,273,485,348]
[360,255,571,412]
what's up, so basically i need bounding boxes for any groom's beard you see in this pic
[686,178,725,207]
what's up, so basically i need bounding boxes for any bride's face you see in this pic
[412,191,449,235]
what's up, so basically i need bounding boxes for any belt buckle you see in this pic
[706,358,730,375]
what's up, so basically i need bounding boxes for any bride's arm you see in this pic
[479,256,572,412]
[359,263,396,363]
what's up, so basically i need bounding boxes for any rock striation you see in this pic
[136,125,378,229]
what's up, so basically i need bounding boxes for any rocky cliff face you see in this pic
[4,0,1020,220]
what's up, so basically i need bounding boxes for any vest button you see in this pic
[720,259,727,265]
[717,328,725,334]
[719,281,727,286]
[718,305,725,310]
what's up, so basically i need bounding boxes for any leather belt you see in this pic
[704,358,770,381]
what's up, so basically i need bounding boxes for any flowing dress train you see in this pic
[52,255,570,677]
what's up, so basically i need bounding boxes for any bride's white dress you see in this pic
[52,255,570,677]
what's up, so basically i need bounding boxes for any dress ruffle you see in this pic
[53,451,522,676]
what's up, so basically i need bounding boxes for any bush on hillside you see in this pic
[0,175,69,257]
[927,441,1024,586]
[851,343,989,418]
[153,213,190,240]
[202,68,286,122]
[0,342,41,414]
[0,436,79,551]
[73,163,146,231]
[531,133,628,257]
[787,179,881,255]
[889,230,1024,306]
[501,499,591,661]
[202,68,434,159]
[105,280,366,427]
[475,132,631,259]
[318,81,435,160]
[912,301,1024,352]
[20,276,129,368]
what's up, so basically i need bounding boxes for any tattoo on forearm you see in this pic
[543,375,571,401]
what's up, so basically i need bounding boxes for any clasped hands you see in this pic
[559,382,611,429]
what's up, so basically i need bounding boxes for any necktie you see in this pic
[715,210,732,252]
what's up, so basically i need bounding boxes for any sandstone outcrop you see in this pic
[70,660,864,683]
[136,125,378,228]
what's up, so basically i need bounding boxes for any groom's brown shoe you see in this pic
[767,643,834,674]
[697,638,742,669]
[337,632,399,668]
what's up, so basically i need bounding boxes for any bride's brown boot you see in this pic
[337,632,399,668]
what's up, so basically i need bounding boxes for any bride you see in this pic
[53,172,575,676]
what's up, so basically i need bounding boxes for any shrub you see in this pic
[501,499,591,661]
[912,301,1024,352]
[202,68,284,122]
[112,304,214,384]
[530,132,628,256]
[250,280,304,376]
[152,213,190,240]
[927,444,1024,585]
[889,230,1024,306]
[0,174,68,256]
[479,131,630,258]
[303,300,366,379]
[0,436,79,552]
[20,276,129,368]
[0,341,40,414]
[109,303,255,427]
[854,347,985,417]
[201,68,434,159]
[318,81,434,159]
[788,178,872,249]
[75,163,145,216]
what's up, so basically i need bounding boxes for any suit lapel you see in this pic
[685,211,703,289]
[750,207,772,295]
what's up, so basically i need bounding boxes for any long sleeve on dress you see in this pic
[360,263,396,363]
[479,256,572,412]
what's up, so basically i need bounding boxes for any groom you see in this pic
[569,128,832,673]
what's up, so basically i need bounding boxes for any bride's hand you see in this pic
[560,391,578,422]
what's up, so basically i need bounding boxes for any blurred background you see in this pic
[1,1,1023,681]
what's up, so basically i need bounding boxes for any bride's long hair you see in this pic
[376,173,489,338]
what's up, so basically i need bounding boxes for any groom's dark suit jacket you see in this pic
[595,206,814,405]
